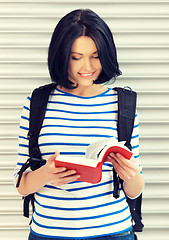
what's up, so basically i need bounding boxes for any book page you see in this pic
[55,137,132,169]
[86,137,132,161]
[86,137,120,159]
[56,155,100,167]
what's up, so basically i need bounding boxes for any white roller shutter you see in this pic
[0,1,168,239]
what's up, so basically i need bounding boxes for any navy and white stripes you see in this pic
[15,87,140,239]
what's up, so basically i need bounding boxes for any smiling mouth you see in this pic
[79,72,95,78]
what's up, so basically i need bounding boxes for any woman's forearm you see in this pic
[123,171,144,198]
[16,152,81,196]
[16,165,48,196]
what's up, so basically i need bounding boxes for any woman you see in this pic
[15,9,144,240]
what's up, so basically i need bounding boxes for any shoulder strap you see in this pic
[16,83,56,218]
[113,86,144,233]
[112,86,137,198]
[127,195,144,232]
[28,83,57,160]
[113,86,137,150]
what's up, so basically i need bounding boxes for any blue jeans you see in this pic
[28,229,135,240]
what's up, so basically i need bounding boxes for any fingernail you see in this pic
[116,153,121,158]
[110,153,115,157]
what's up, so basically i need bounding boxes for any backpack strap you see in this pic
[127,195,144,232]
[28,83,56,160]
[16,83,56,218]
[113,87,144,233]
[112,86,137,198]
[113,86,136,150]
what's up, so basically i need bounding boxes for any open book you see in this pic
[54,138,133,184]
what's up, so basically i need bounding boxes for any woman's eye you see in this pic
[72,57,80,60]
[92,56,99,59]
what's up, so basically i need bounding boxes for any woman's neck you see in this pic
[57,84,108,97]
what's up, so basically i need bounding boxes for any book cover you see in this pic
[54,138,133,184]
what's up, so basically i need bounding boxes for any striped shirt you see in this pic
[15,87,140,239]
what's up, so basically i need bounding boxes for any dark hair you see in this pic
[48,9,121,89]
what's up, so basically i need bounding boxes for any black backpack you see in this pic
[16,83,144,236]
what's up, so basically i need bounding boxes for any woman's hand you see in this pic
[106,152,140,181]
[43,151,80,186]
[17,151,80,196]
[105,152,144,198]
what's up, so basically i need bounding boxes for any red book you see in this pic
[54,138,133,184]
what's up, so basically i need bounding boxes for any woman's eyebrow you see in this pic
[71,51,98,55]
[71,52,83,55]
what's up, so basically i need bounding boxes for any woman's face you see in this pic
[68,36,102,88]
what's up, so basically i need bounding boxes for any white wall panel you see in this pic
[0,1,169,239]
[0,31,169,46]
[1,46,169,61]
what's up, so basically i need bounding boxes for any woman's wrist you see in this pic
[123,171,144,198]
[17,165,49,196]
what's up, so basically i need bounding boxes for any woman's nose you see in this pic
[83,58,93,71]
